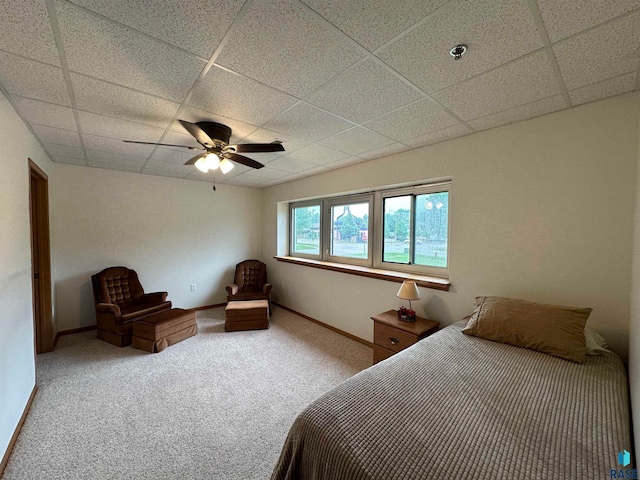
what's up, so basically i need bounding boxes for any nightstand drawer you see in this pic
[374,323,417,354]
[373,344,395,363]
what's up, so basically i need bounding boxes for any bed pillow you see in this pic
[585,327,609,355]
[462,296,592,363]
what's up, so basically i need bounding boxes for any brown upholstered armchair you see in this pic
[91,266,171,347]
[226,260,272,313]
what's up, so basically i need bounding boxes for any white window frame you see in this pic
[289,201,323,260]
[324,195,374,267]
[374,182,450,278]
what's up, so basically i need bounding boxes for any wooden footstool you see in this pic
[225,300,269,332]
[132,308,197,353]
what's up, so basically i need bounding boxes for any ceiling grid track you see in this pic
[45,0,89,165]
[524,0,572,107]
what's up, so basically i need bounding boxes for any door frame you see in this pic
[29,159,54,353]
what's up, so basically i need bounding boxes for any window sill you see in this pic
[274,256,450,291]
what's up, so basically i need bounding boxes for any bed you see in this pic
[271,316,632,480]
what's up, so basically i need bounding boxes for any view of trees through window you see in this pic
[330,203,369,259]
[292,205,320,255]
[383,191,448,267]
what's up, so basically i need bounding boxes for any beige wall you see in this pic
[0,92,54,461]
[51,164,263,331]
[262,93,640,362]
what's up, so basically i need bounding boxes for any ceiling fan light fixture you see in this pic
[194,156,209,173]
[205,153,220,170]
[219,158,234,174]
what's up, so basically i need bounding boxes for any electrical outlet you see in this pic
[190,284,197,292]
[281,281,285,290]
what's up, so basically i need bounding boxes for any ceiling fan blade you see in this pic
[123,140,203,150]
[178,120,215,148]
[225,142,285,153]
[223,152,264,169]
[184,152,206,166]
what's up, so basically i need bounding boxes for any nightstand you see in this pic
[371,310,440,364]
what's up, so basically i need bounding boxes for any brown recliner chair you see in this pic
[91,266,171,347]
[226,260,272,313]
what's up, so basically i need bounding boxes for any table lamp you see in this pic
[396,280,420,311]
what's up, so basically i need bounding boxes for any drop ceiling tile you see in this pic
[363,98,460,141]
[171,105,260,144]
[0,52,69,106]
[69,0,244,58]
[323,156,368,169]
[262,103,355,142]
[319,127,394,155]
[537,0,640,42]
[239,128,309,155]
[242,167,289,179]
[404,124,473,148]
[265,157,317,173]
[215,0,364,97]
[10,97,77,130]
[142,160,193,175]
[188,66,297,126]
[223,174,269,187]
[31,124,81,147]
[260,176,296,187]
[43,143,85,159]
[377,0,542,93]
[301,0,448,51]
[71,74,179,129]
[358,143,410,160]
[87,162,141,173]
[0,0,60,66]
[86,149,147,168]
[151,147,199,165]
[553,13,640,90]
[305,59,424,123]
[52,156,86,166]
[78,111,165,143]
[468,95,566,131]
[56,2,206,101]
[282,144,350,165]
[569,73,638,106]
[433,50,561,121]
[82,133,155,158]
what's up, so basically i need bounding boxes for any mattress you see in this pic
[271,322,632,480]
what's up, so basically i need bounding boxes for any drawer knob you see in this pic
[389,337,399,345]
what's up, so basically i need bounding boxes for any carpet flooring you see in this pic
[3,306,372,480]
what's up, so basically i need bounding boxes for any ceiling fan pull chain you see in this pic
[212,170,217,191]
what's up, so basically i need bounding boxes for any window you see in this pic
[326,196,372,266]
[290,203,321,258]
[288,181,450,278]
[381,189,449,270]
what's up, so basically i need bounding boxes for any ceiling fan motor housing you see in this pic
[197,122,232,145]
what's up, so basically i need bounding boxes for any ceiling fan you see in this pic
[123,120,285,173]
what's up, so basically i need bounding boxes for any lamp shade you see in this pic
[396,280,420,301]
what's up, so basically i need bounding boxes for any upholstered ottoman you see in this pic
[225,300,269,332]
[132,308,197,353]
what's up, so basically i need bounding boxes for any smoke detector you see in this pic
[449,44,467,60]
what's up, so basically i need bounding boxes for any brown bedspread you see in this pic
[272,322,632,480]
